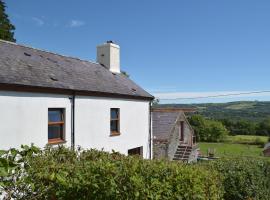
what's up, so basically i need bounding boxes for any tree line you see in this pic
[188,114,270,142]
[219,118,270,136]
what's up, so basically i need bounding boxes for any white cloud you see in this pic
[32,17,44,26]
[68,20,85,28]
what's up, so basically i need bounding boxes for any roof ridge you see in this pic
[0,39,100,66]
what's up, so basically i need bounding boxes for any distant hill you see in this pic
[157,101,270,122]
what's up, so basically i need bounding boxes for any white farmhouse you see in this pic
[0,40,154,158]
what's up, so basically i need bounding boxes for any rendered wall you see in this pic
[0,91,151,159]
[0,91,72,149]
[75,96,151,158]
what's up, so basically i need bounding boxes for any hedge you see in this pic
[0,145,222,200]
[0,145,270,200]
[205,158,270,200]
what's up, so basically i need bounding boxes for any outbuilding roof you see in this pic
[0,40,153,100]
[152,108,194,141]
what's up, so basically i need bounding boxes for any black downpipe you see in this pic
[149,101,152,159]
[71,92,75,150]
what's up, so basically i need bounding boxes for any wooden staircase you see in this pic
[173,145,192,162]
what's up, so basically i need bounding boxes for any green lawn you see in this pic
[225,135,268,145]
[199,142,264,158]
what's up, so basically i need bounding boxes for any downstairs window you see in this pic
[48,108,65,144]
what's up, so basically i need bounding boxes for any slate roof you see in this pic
[152,111,182,140]
[0,40,153,100]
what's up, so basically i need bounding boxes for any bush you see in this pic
[0,145,223,200]
[205,157,270,200]
[1,145,270,200]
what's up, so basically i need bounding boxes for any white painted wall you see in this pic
[0,91,72,149]
[0,91,151,158]
[75,96,150,158]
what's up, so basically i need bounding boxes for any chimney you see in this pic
[97,41,120,73]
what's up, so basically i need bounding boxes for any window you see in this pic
[128,147,143,157]
[48,108,65,143]
[110,108,120,136]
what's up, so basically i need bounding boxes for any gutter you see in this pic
[70,92,75,150]
[149,101,153,159]
[0,83,154,101]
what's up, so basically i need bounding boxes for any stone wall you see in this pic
[153,140,168,159]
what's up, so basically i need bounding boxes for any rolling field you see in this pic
[225,135,268,144]
[199,142,264,157]
[199,135,269,158]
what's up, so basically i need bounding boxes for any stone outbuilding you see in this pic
[263,142,270,157]
[152,108,198,162]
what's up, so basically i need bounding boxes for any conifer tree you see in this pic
[0,0,16,42]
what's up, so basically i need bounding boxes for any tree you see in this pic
[152,98,160,106]
[0,0,16,42]
[256,118,270,136]
[189,114,229,142]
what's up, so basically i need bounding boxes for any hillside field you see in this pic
[199,135,269,157]
[199,142,264,157]
[225,135,268,144]
[157,101,270,122]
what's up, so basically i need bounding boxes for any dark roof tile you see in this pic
[0,40,153,100]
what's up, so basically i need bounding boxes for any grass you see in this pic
[199,134,269,158]
[225,102,255,110]
[225,135,268,145]
[199,142,264,158]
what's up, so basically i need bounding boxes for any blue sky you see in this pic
[5,0,270,103]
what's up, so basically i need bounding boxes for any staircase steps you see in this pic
[173,145,192,161]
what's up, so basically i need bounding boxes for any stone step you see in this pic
[176,147,192,151]
[174,154,189,158]
[175,151,191,155]
[175,150,191,154]
[176,148,192,151]
[174,154,189,157]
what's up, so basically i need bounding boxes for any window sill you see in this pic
[110,132,121,137]
[47,139,66,145]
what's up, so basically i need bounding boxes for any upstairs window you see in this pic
[48,108,65,143]
[110,108,120,136]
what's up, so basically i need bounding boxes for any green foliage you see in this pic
[205,158,270,200]
[158,101,270,136]
[0,144,40,199]
[189,115,229,142]
[0,0,16,42]
[152,98,160,106]
[219,118,270,137]
[1,146,270,199]
[121,70,130,77]
[0,146,222,200]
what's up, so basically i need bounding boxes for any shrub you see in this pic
[205,157,270,200]
[1,146,270,200]
[0,145,223,200]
